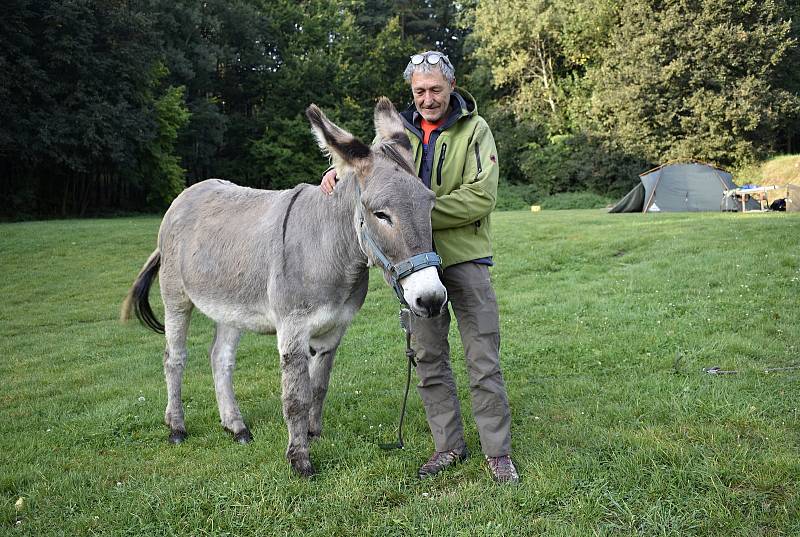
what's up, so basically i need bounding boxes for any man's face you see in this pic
[410,70,455,123]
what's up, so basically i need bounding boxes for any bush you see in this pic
[518,133,649,197]
[486,106,650,202]
[484,106,548,185]
[495,182,613,211]
[539,191,613,210]
[495,181,542,211]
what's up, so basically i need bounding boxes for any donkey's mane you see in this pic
[377,140,416,175]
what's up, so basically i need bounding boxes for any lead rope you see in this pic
[380,308,416,450]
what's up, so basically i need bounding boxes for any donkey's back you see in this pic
[160,179,292,333]
[159,178,359,335]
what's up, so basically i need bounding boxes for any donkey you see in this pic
[121,98,447,476]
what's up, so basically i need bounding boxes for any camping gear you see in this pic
[720,184,799,212]
[722,185,778,212]
[609,161,760,213]
[766,184,800,212]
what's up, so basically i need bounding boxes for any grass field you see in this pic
[2,209,800,536]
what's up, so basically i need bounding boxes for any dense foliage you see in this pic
[1,0,798,217]
[0,0,462,216]
[470,0,800,196]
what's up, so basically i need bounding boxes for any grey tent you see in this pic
[609,161,758,213]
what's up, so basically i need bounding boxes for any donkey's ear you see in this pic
[306,104,372,179]
[373,97,413,163]
[374,97,405,139]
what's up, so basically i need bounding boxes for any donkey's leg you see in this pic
[209,323,252,444]
[308,348,335,441]
[308,328,346,440]
[277,329,314,477]
[163,305,193,443]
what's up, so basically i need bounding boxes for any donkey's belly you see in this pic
[189,294,360,338]
[191,296,278,334]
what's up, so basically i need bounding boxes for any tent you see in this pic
[609,161,759,213]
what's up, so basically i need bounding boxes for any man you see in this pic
[320,51,518,483]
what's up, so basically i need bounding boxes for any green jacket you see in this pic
[400,89,499,268]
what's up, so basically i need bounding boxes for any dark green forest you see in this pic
[2,0,798,217]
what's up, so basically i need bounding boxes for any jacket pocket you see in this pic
[473,142,482,176]
[436,143,447,186]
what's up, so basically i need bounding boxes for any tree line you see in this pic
[1,0,798,217]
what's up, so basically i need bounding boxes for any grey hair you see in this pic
[403,51,456,84]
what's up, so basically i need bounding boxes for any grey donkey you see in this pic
[121,97,447,477]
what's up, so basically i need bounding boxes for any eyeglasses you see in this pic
[410,52,451,67]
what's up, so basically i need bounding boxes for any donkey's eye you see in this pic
[373,211,392,224]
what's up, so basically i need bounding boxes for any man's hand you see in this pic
[320,168,338,195]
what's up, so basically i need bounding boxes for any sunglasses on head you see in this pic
[410,52,451,67]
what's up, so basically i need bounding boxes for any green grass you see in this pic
[2,210,800,536]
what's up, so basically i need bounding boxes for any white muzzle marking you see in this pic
[400,266,447,317]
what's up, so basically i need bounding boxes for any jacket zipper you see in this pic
[436,143,447,186]
[474,142,483,233]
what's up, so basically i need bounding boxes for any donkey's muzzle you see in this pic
[414,290,447,318]
[400,266,447,318]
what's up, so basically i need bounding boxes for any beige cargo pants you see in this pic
[411,262,512,457]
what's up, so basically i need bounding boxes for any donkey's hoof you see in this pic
[233,428,253,444]
[169,429,187,444]
[290,460,316,478]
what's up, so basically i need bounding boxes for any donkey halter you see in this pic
[354,181,441,306]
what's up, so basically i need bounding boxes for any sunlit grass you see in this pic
[2,210,799,535]
[736,154,800,186]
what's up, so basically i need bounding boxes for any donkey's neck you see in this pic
[315,172,369,281]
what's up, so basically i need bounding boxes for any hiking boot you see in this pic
[417,447,468,478]
[486,455,519,483]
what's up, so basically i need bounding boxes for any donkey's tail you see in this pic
[120,249,165,334]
